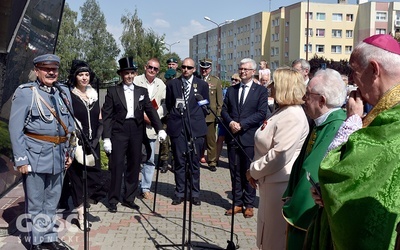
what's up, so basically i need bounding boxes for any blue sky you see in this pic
[66,0,383,59]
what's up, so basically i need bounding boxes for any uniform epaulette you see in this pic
[18,82,36,89]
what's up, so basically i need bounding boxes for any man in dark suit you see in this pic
[165,57,209,206]
[102,57,166,213]
[221,58,269,218]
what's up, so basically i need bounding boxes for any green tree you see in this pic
[79,0,120,84]
[55,3,82,81]
[120,9,164,74]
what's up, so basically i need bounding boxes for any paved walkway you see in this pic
[0,146,259,250]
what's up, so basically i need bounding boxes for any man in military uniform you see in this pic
[159,57,180,172]
[158,57,181,82]
[9,54,74,250]
[199,58,223,172]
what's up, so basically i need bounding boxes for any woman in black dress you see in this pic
[67,60,103,230]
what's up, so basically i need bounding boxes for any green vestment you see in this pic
[309,85,400,249]
[283,109,346,249]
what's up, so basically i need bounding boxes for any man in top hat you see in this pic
[102,57,166,213]
[199,58,223,172]
[9,54,74,250]
[306,34,400,249]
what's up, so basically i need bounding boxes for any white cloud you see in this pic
[170,19,208,59]
[153,19,170,28]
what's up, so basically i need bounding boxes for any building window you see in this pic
[304,44,312,53]
[316,44,325,53]
[345,46,353,54]
[286,21,289,26]
[375,28,386,34]
[376,11,387,21]
[331,45,342,53]
[305,12,313,20]
[285,52,289,57]
[346,14,354,21]
[332,13,343,21]
[346,30,353,38]
[316,13,326,21]
[316,29,325,37]
[305,28,313,37]
[285,37,288,42]
[332,29,342,38]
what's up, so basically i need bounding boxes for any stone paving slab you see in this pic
[0,147,260,250]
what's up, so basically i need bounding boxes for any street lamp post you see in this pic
[204,16,234,79]
[163,40,180,52]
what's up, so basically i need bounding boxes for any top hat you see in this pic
[199,58,212,69]
[166,57,178,64]
[117,57,138,73]
[33,54,60,68]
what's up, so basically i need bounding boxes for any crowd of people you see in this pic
[8,33,400,250]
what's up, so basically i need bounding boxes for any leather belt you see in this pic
[25,132,68,144]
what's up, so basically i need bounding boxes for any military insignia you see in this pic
[211,91,214,94]
[193,83,198,93]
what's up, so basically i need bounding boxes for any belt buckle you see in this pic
[55,136,60,144]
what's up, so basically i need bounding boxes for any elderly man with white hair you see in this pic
[306,34,400,249]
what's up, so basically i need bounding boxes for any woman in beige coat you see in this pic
[247,67,309,250]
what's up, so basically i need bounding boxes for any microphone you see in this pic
[195,94,210,115]
[53,81,70,105]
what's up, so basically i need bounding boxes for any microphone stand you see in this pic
[200,101,252,250]
[56,86,98,250]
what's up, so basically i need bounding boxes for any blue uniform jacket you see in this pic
[9,81,75,174]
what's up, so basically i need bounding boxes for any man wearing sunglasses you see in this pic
[165,57,209,206]
[133,58,167,200]
[199,58,223,172]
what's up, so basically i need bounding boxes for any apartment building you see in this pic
[189,0,400,80]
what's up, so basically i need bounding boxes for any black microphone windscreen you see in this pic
[195,94,204,101]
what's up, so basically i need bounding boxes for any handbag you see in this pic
[74,137,96,167]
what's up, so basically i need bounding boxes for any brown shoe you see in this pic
[225,206,243,216]
[243,207,254,218]
[142,192,153,200]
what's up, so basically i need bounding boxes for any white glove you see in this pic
[158,130,167,142]
[103,138,112,154]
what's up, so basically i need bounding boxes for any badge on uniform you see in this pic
[193,83,198,93]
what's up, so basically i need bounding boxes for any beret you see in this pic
[166,58,178,64]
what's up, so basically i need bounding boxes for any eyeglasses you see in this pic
[231,78,240,81]
[37,67,58,72]
[147,65,159,71]
[304,91,321,98]
[181,65,194,70]
[238,68,253,72]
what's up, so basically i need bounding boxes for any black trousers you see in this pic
[170,133,204,198]
[108,119,143,204]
